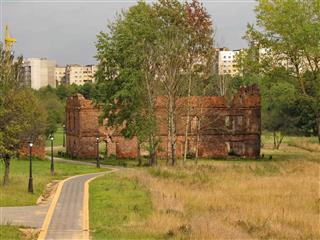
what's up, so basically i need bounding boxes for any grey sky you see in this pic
[1,0,256,66]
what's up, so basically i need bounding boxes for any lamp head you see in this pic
[29,142,33,147]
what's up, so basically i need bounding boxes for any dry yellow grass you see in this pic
[287,137,320,153]
[115,142,320,239]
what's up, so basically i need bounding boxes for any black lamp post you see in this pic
[96,137,100,168]
[28,142,34,193]
[50,135,54,175]
[62,124,66,147]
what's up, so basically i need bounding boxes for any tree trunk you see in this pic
[166,112,171,165]
[273,131,284,149]
[168,95,177,166]
[183,74,192,162]
[276,135,284,149]
[273,131,277,149]
[195,116,201,164]
[149,134,157,166]
[150,151,157,166]
[316,117,320,144]
[137,141,142,166]
[3,154,10,186]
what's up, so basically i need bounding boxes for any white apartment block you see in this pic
[22,58,56,90]
[65,64,97,85]
[55,66,66,85]
[216,48,241,76]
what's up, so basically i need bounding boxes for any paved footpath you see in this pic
[43,172,106,240]
[0,203,49,228]
[1,158,122,240]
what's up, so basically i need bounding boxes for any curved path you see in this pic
[1,158,121,240]
[40,172,108,240]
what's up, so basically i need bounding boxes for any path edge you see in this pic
[37,178,65,240]
[82,169,119,234]
[37,172,108,240]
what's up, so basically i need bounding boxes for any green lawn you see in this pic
[89,172,156,239]
[84,156,143,168]
[0,225,25,240]
[0,159,105,207]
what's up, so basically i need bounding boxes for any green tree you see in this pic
[244,0,320,142]
[0,44,47,185]
[96,1,161,166]
[181,0,215,162]
[56,84,78,101]
[96,0,215,166]
[260,70,299,149]
[77,82,96,99]
[37,88,64,136]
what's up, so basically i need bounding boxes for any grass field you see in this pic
[89,137,320,239]
[89,172,154,239]
[0,159,105,206]
[0,225,25,240]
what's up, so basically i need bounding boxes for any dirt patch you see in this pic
[36,180,59,205]
[19,228,40,240]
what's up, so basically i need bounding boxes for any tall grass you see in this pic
[106,142,320,239]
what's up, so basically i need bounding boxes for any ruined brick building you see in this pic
[66,85,261,158]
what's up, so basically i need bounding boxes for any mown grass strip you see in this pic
[89,172,157,239]
[0,225,24,240]
[0,159,105,206]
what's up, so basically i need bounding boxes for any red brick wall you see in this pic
[66,94,100,158]
[19,138,45,159]
[66,85,261,159]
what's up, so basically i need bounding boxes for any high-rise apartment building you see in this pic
[55,66,66,85]
[65,64,97,85]
[216,48,241,76]
[22,58,56,90]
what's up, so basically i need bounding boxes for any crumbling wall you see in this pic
[66,85,261,159]
[66,94,100,158]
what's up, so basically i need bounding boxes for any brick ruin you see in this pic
[66,85,261,159]
[19,138,45,159]
[66,94,100,158]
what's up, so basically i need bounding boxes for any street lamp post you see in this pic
[96,137,100,168]
[28,142,34,193]
[62,124,66,147]
[50,135,54,175]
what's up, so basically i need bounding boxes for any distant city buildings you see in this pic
[55,66,66,85]
[54,64,98,86]
[21,60,98,90]
[215,47,241,76]
[64,64,97,85]
[22,48,246,91]
[22,58,56,90]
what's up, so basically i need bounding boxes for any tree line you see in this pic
[94,0,319,166]
[0,46,96,185]
[236,0,320,148]
[1,0,318,181]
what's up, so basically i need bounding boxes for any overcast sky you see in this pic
[1,0,256,66]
